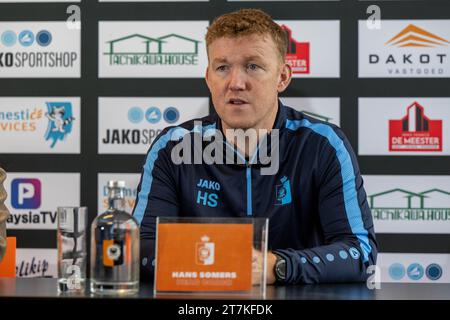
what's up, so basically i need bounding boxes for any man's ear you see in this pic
[205,66,211,90]
[277,63,292,93]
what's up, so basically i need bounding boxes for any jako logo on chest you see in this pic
[196,179,221,191]
[196,179,220,208]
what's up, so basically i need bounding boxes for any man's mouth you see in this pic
[228,98,248,105]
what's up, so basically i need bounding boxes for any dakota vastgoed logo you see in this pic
[389,101,442,152]
[386,24,449,48]
[368,188,450,221]
[369,24,449,76]
[282,25,310,74]
[104,33,201,66]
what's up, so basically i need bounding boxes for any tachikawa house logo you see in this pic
[275,20,339,78]
[281,97,340,126]
[358,98,449,156]
[359,20,450,77]
[0,97,80,153]
[0,22,80,78]
[98,173,140,214]
[363,175,450,234]
[99,21,208,78]
[98,97,209,154]
[4,173,80,230]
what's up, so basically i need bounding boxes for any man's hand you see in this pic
[252,249,278,285]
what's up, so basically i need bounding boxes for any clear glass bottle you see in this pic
[90,180,140,295]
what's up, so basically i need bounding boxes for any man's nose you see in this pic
[228,68,247,91]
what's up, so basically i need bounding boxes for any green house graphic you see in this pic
[156,34,200,54]
[368,188,450,209]
[106,33,200,55]
[107,34,162,54]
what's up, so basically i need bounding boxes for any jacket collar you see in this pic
[211,99,285,167]
[215,99,286,134]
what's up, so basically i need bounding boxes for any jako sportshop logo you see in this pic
[0,29,77,68]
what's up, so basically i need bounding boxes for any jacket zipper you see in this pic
[246,163,252,216]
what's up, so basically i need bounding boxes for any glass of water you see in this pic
[57,207,87,293]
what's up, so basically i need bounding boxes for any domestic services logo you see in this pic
[0,106,43,132]
[44,102,75,148]
[0,98,80,154]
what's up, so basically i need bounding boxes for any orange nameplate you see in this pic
[155,223,253,292]
[0,237,16,278]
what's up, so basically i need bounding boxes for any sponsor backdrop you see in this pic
[0,0,449,283]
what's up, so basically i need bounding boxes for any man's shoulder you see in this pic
[282,103,342,134]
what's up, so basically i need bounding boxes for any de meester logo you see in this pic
[389,101,443,152]
[282,25,310,75]
[105,33,201,66]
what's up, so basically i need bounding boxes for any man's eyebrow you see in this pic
[244,54,265,62]
[211,58,228,64]
[211,55,265,64]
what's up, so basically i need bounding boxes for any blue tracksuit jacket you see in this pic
[132,100,378,284]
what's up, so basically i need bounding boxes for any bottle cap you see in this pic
[107,180,126,188]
